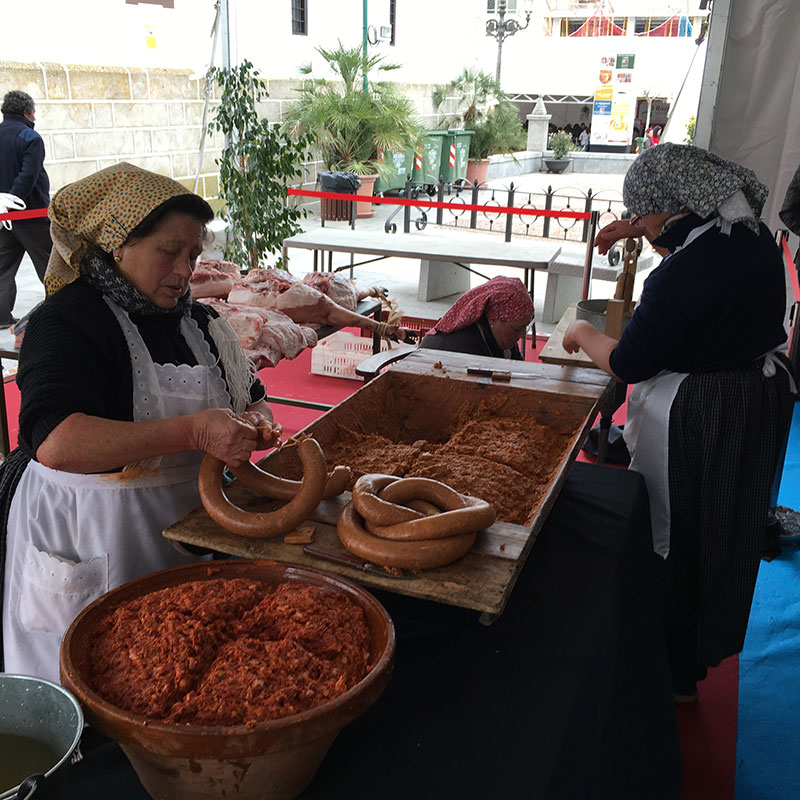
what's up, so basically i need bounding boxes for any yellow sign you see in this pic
[145,25,157,49]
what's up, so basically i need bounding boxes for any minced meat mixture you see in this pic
[89,578,371,726]
[323,404,573,526]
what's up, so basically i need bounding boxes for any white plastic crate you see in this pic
[310,330,398,380]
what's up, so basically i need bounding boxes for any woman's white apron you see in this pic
[2,299,231,683]
[623,218,793,557]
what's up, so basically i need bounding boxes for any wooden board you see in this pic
[165,349,610,619]
[538,304,598,368]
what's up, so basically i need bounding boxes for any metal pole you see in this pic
[220,0,231,70]
[581,211,599,301]
[495,2,506,83]
[362,0,369,94]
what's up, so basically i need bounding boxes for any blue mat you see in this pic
[736,403,800,799]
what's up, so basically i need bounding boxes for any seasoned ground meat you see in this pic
[322,403,572,525]
[89,579,371,726]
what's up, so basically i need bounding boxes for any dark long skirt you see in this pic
[659,359,794,686]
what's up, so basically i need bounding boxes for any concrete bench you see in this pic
[541,246,654,324]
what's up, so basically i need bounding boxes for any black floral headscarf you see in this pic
[623,143,768,234]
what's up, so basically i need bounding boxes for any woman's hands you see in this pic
[594,219,645,255]
[562,320,621,380]
[191,409,260,466]
[239,408,282,451]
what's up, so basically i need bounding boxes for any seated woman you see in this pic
[420,276,534,359]
[1,162,279,683]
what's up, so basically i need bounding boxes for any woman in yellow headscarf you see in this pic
[0,163,278,683]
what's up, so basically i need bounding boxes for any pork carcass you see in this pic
[202,298,318,370]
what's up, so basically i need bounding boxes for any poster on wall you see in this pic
[591,53,636,147]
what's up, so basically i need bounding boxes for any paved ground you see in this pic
[1,168,648,359]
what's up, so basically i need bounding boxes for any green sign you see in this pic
[616,54,635,69]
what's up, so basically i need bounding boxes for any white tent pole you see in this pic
[693,0,732,151]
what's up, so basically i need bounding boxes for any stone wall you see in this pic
[0,61,225,206]
[0,61,525,211]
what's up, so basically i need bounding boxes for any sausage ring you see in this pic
[230,460,351,500]
[338,503,476,570]
[337,474,496,569]
[351,474,425,525]
[199,437,328,539]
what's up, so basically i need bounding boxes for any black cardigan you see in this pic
[16,279,265,457]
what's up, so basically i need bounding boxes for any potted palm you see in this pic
[433,69,523,186]
[465,101,526,185]
[544,130,577,174]
[286,42,420,219]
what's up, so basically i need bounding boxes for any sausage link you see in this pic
[405,499,440,516]
[337,503,476,570]
[199,437,328,538]
[351,474,424,525]
[230,460,351,500]
[364,494,496,541]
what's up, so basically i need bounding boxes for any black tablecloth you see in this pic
[63,463,682,800]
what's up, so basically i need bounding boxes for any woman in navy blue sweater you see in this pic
[563,144,795,701]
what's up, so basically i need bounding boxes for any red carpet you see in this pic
[1,332,739,797]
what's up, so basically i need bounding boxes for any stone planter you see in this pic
[466,158,490,186]
[355,174,379,218]
[544,158,571,174]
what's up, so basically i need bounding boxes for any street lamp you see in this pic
[486,0,533,84]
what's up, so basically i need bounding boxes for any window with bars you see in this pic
[634,16,670,34]
[291,0,307,35]
[488,1,518,13]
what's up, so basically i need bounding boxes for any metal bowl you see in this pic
[60,559,395,800]
[0,674,83,799]
[575,299,634,334]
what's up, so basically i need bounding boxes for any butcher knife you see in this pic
[303,544,418,580]
[466,367,542,382]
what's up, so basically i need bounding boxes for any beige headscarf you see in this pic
[45,162,192,297]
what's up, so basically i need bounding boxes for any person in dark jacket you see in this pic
[420,276,534,359]
[0,90,51,327]
[562,144,795,702]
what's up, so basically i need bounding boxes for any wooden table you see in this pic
[282,227,562,298]
[165,348,614,622]
[539,304,627,464]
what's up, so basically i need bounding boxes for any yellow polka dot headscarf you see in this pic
[44,162,192,296]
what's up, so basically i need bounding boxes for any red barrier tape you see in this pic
[781,234,800,302]
[287,187,592,220]
[0,208,49,221]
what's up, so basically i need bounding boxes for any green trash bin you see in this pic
[443,130,474,183]
[634,136,645,154]
[409,130,448,190]
[374,145,415,194]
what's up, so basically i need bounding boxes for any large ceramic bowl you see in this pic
[60,560,395,800]
[0,674,83,800]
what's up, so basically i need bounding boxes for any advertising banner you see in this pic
[590,53,636,147]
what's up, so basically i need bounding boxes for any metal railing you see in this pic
[384,175,631,265]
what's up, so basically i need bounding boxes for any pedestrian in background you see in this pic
[0,90,51,329]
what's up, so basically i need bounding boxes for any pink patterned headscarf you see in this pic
[431,276,534,334]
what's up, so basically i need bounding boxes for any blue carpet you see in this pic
[736,402,800,799]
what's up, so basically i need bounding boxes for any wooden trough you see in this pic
[165,349,613,619]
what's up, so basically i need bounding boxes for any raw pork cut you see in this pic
[202,299,317,369]
[302,272,358,312]
[190,259,239,299]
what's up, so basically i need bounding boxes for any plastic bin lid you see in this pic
[447,129,475,136]
[423,130,449,137]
